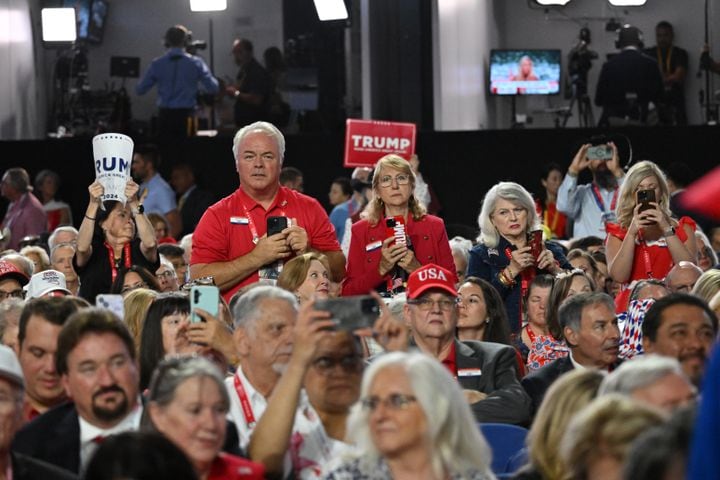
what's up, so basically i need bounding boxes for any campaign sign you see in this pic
[92,133,133,204]
[344,119,416,168]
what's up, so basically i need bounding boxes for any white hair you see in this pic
[345,352,493,479]
[231,285,298,330]
[231,121,286,164]
[50,242,76,264]
[157,255,176,276]
[477,181,541,248]
[449,236,473,265]
[48,226,79,250]
[598,355,690,397]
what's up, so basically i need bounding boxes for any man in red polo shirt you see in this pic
[403,263,530,425]
[190,121,344,301]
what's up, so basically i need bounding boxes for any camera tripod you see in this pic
[562,74,594,128]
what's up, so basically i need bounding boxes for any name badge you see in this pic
[458,368,482,377]
[365,240,382,252]
[230,216,249,225]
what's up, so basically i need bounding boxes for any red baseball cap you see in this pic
[0,260,29,286]
[407,263,457,299]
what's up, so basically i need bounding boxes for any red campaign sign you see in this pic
[343,119,417,168]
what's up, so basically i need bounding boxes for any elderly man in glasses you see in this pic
[403,263,530,425]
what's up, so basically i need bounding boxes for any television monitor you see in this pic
[489,49,561,95]
[62,0,108,44]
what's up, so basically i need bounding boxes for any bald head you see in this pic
[665,261,703,294]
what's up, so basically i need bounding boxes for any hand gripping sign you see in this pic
[92,133,134,204]
[343,119,416,168]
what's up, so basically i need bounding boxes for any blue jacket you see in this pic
[467,237,570,334]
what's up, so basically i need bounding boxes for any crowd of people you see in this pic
[0,118,719,480]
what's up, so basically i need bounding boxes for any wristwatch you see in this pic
[662,226,675,238]
[132,204,145,216]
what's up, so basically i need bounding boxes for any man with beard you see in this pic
[12,309,141,474]
[642,293,717,388]
[557,141,625,239]
[17,297,82,421]
[226,285,298,449]
[522,292,621,415]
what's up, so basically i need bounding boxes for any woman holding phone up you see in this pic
[606,160,697,310]
[342,154,454,296]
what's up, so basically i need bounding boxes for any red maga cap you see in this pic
[407,263,457,299]
[0,260,29,286]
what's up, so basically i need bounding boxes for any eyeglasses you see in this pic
[378,174,411,188]
[0,290,24,301]
[407,297,458,311]
[361,393,417,411]
[492,207,526,220]
[311,355,364,375]
[121,281,147,294]
[156,270,176,280]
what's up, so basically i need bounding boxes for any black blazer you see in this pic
[521,356,575,416]
[12,401,243,474]
[179,186,216,237]
[11,452,78,480]
[455,340,531,426]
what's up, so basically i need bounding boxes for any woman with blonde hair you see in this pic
[277,252,332,302]
[124,287,159,348]
[606,160,696,311]
[515,369,604,480]
[343,154,454,296]
[691,268,720,304]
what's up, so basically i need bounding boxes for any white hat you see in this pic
[24,270,72,299]
[0,345,23,388]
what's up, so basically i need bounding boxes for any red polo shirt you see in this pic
[192,186,341,301]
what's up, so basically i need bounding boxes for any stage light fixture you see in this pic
[41,8,76,42]
[608,0,647,5]
[535,0,572,5]
[189,0,227,12]
[313,0,348,21]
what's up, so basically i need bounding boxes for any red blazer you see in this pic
[342,214,455,295]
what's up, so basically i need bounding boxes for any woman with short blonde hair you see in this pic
[277,252,332,302]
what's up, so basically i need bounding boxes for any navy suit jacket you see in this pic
[455,340,531,426]
[12,401,243,474]
[521,356,575,416]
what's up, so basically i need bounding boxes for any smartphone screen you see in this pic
[637,189,656,213]
[190,285,220,323]
[587,145,613,161]
[313,296,380,331]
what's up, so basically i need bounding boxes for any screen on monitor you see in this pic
[489,49,561,96]
[62,0,108,44]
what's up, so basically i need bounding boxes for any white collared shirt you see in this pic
[225,366,268,450]
[78,400,143,470]
[569,350,587,371]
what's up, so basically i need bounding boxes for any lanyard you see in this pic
[505,247,535,331]
[656,47,673,74]
[233,373,257,428]
[239,202,287,244]
[104,242,132,284]
[590,183,618,214]
[636,230,654,279]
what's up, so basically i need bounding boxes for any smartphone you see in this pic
[385,216,407,246]
[527,229,544,261]
[313,295,381,331]
[190,285,219,323]
[96,294,125,321]
[636,189,656,214]
[267,216,288,236]
[586,145,613,161]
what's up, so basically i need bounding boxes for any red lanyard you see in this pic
[525,324,537,343]
[233,373,257,427]
[104,242,132,284]
[636,231,654,278]
[505,247,535,331]
[240,202,287,244]
[590,183,618,214]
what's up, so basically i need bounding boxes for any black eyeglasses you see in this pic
[0,290,24,300]
[361,393,417,411]
[311,355,364,375]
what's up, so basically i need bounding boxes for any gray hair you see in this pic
[629,279,668,303]
[147,356,229,411]
[477,181,541,248]
[2,168,31,192]
[0,298,24,341]
[157,255,176,276]
[598,355,691,397]
[0,254,34,277]
[231,285,298,330]
[559,292,615,333]
[345,352,493,479]
[231,121,286,164]
[50,242,76,264]
[449,236,473,265]
[19,246,50,271]
[696,230,719,266]
[48,226,79,250]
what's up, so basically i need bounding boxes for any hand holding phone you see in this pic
[267,216,289,236]
[385,216,407,246]
[636,189,656,214]
[313,296,381,331]
[527,229,544,261]
[586,144,613,161]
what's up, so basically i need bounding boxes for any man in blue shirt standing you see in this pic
[136,25,219,138]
